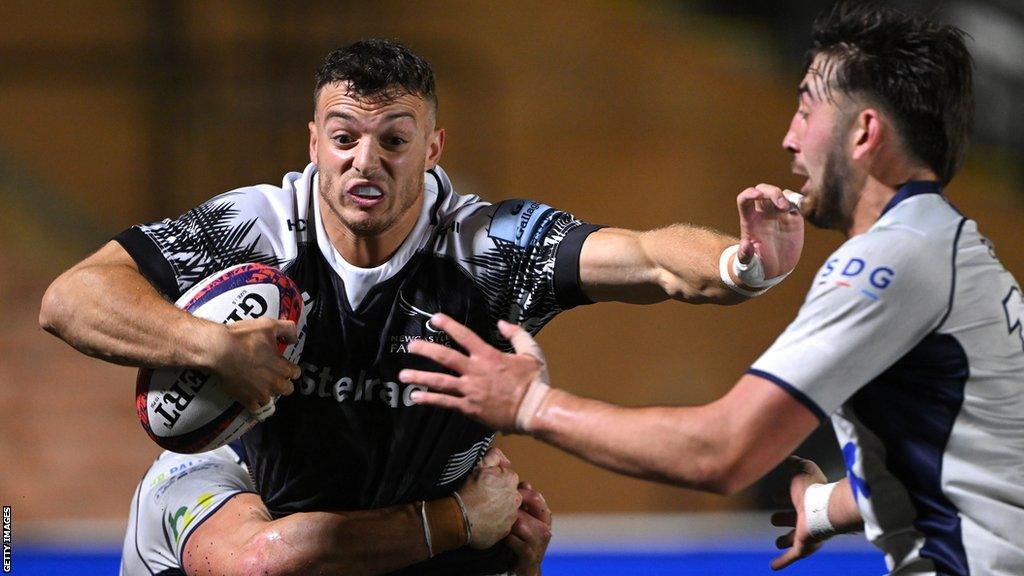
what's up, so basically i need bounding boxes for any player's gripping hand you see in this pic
[736,183,804,279]
[458,449,522,549]
[507,481,552,576]
[401,314,546,434]
[204,317,301,413]
[769,456,828,570]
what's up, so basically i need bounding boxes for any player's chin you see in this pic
[340,208,393,235]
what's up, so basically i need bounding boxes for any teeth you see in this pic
[353,186,382,198]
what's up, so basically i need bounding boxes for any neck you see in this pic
[843,164,939,237]
[321,193,425,268]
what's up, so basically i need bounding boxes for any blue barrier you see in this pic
[12,547,885,575]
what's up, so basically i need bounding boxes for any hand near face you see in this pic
[736,184,804,280]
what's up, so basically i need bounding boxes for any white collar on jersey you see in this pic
[311,172,438,311]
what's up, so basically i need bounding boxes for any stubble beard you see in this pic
[319,171,424,238]
[806,133,856,232]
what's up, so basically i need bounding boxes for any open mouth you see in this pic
[347,185,385,207]
[352,185,382,198]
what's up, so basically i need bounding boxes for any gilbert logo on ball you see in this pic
[136,263,306,453]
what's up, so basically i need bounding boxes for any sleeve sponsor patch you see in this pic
[488,200,559,248]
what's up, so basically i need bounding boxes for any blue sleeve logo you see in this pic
[489,199,558,248]
[818,256,895,300]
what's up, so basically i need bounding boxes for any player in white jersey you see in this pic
[121,441,548,576]
[400,3,1024,575]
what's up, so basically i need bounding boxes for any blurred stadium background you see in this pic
[1,0,1021,574]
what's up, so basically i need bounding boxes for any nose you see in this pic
[782,114,800,154]
[352,137,381,176]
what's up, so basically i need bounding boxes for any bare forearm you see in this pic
[527,378,818,495]
[580,225,741,304]
[641,224,739,303]
[39,242,219,370]
[251,505,432,576]
[529,389,733,491]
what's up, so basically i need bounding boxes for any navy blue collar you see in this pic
[880,180,942,217]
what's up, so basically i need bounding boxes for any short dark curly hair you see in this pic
[808,1,974,184]
[314,39,437,113]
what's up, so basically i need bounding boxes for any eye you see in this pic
[383,135,409,149]
[332,133,354,146]
[797,108,809,120]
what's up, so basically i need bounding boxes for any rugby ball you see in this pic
[136,263,306,454]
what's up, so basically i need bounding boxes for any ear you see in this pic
[308,120,318,166]
[851,108,884,161]
[425,128,445,170]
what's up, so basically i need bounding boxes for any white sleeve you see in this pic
[114,185,298,300]
[123,447,255,574]
[749,230,949,418]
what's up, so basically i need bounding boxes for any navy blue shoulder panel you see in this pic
[849,332,969,575]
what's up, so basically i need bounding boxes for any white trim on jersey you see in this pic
[312,172,440,310]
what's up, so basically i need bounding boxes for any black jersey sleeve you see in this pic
[114,189,292,300]
[450,198,602,335]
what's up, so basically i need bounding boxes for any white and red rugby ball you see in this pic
[136,263,306,454]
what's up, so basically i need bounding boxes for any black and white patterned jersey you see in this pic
[120,443,252,576]
[115,163,601,575]
[750,182,1024,575]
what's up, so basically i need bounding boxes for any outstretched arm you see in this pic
[39,241,299,411]
[184,449,524,576]
[400,314,820,494]
[578,185,803,304]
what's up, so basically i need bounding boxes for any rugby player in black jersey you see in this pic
[40,39,802,576]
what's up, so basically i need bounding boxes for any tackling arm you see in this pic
[182,450,526,576]
[184,494,448,576]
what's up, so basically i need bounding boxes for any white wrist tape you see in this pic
[719,244,790,297]
[804,481,839,540]
[719,245,765,297]
[515,380,551,434]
